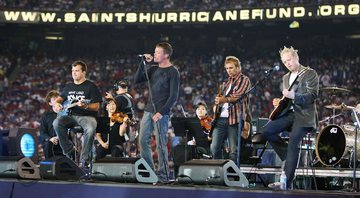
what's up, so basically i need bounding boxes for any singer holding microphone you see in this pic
[134,42,180,183]
[210,56,252,164]
[264,46,319,190]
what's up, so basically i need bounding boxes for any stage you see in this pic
[0,176,359,198]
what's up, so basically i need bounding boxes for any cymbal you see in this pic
[321,86,351,93]
[325,104,343,109]
[325,103,356,111]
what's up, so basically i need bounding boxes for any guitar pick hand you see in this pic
[282,89,295,99]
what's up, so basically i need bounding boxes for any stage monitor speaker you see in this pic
[0,156,40,179]
[39,156,85,180]
[178,159,249,187]
[92,157,158,183]
[8,127,38,164]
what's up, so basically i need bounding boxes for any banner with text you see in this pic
[0,4,359,25]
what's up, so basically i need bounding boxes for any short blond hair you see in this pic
[224,56,241,70]
[279,46,299,61]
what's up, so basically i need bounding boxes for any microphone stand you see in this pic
[138,56,170,182]
[180,104,189,164]
[235,69,277,167]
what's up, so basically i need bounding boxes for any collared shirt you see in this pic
[222,71,251,125]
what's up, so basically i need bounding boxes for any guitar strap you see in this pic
[285,66,310,111]
[289,66,310,92]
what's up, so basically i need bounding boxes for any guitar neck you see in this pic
[287,67,309,91]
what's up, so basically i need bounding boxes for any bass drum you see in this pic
[315,125,346,166]
[342,124,360,162]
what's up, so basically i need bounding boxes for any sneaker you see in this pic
[268,182,282,190]
[81,160,90,170]
[154,172,171,184]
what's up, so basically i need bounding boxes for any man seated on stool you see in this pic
[53,60,102,170]
[96,98,129,160]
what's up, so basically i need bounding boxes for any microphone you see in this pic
[137,54,146,57]
[264,64,280,74]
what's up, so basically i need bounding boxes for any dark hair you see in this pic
[196,102,208,111]
[71,60,87,73]
[45,90,60,103]
[156,42,173,58]
[105,98,118,114]
[113,80,129,91]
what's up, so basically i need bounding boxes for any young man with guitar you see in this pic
[53,60,102,169]
[210,56,251,164]
[264,47,319,189]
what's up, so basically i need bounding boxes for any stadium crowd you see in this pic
[0,0,357,11]
[0,47,359,133]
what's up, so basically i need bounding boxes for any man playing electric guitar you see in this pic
[53,60,102,170]
[210,56,251,163]
[263,47,319,190]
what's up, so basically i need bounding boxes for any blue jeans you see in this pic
[53,115,97,162]
[262,112,313,185]
[210,118,239,163]
[139,111,169,181]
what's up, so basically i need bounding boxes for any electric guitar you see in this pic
[269,67,309,120]
[208,83,224,138]
[57,99,91,117]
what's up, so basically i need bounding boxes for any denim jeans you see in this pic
[139,111,169,181]
[262,112,313,185]
[53,115,97,163]
[210,118,239,163]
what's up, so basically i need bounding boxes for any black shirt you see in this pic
[98,122,126,149]
[61,80,102,117]
[134,64,180,115]
[40,110,57,142]
[114,93,134,119]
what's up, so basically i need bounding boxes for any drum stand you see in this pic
[351,108,360,191]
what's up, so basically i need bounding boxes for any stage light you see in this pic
[20,133,36,158]
[8,128,39,164]
[289,21,300,29]
[45,36,64,40]
[346,34,360,39]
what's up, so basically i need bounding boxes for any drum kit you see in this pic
[314,86,360,167]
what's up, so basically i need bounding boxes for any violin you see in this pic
[199,115,212,135]
[110,112,136,126]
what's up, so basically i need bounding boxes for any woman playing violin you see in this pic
[198,105,212,135]
[187,102,212,157]
[95,98,128,160]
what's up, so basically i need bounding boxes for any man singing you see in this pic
[134,42,180,183]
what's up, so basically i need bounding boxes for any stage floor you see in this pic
[1,178,359,198]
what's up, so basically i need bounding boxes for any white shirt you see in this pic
[220,84,232,118]
[289,72,298,88]
[288,72,298,109]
